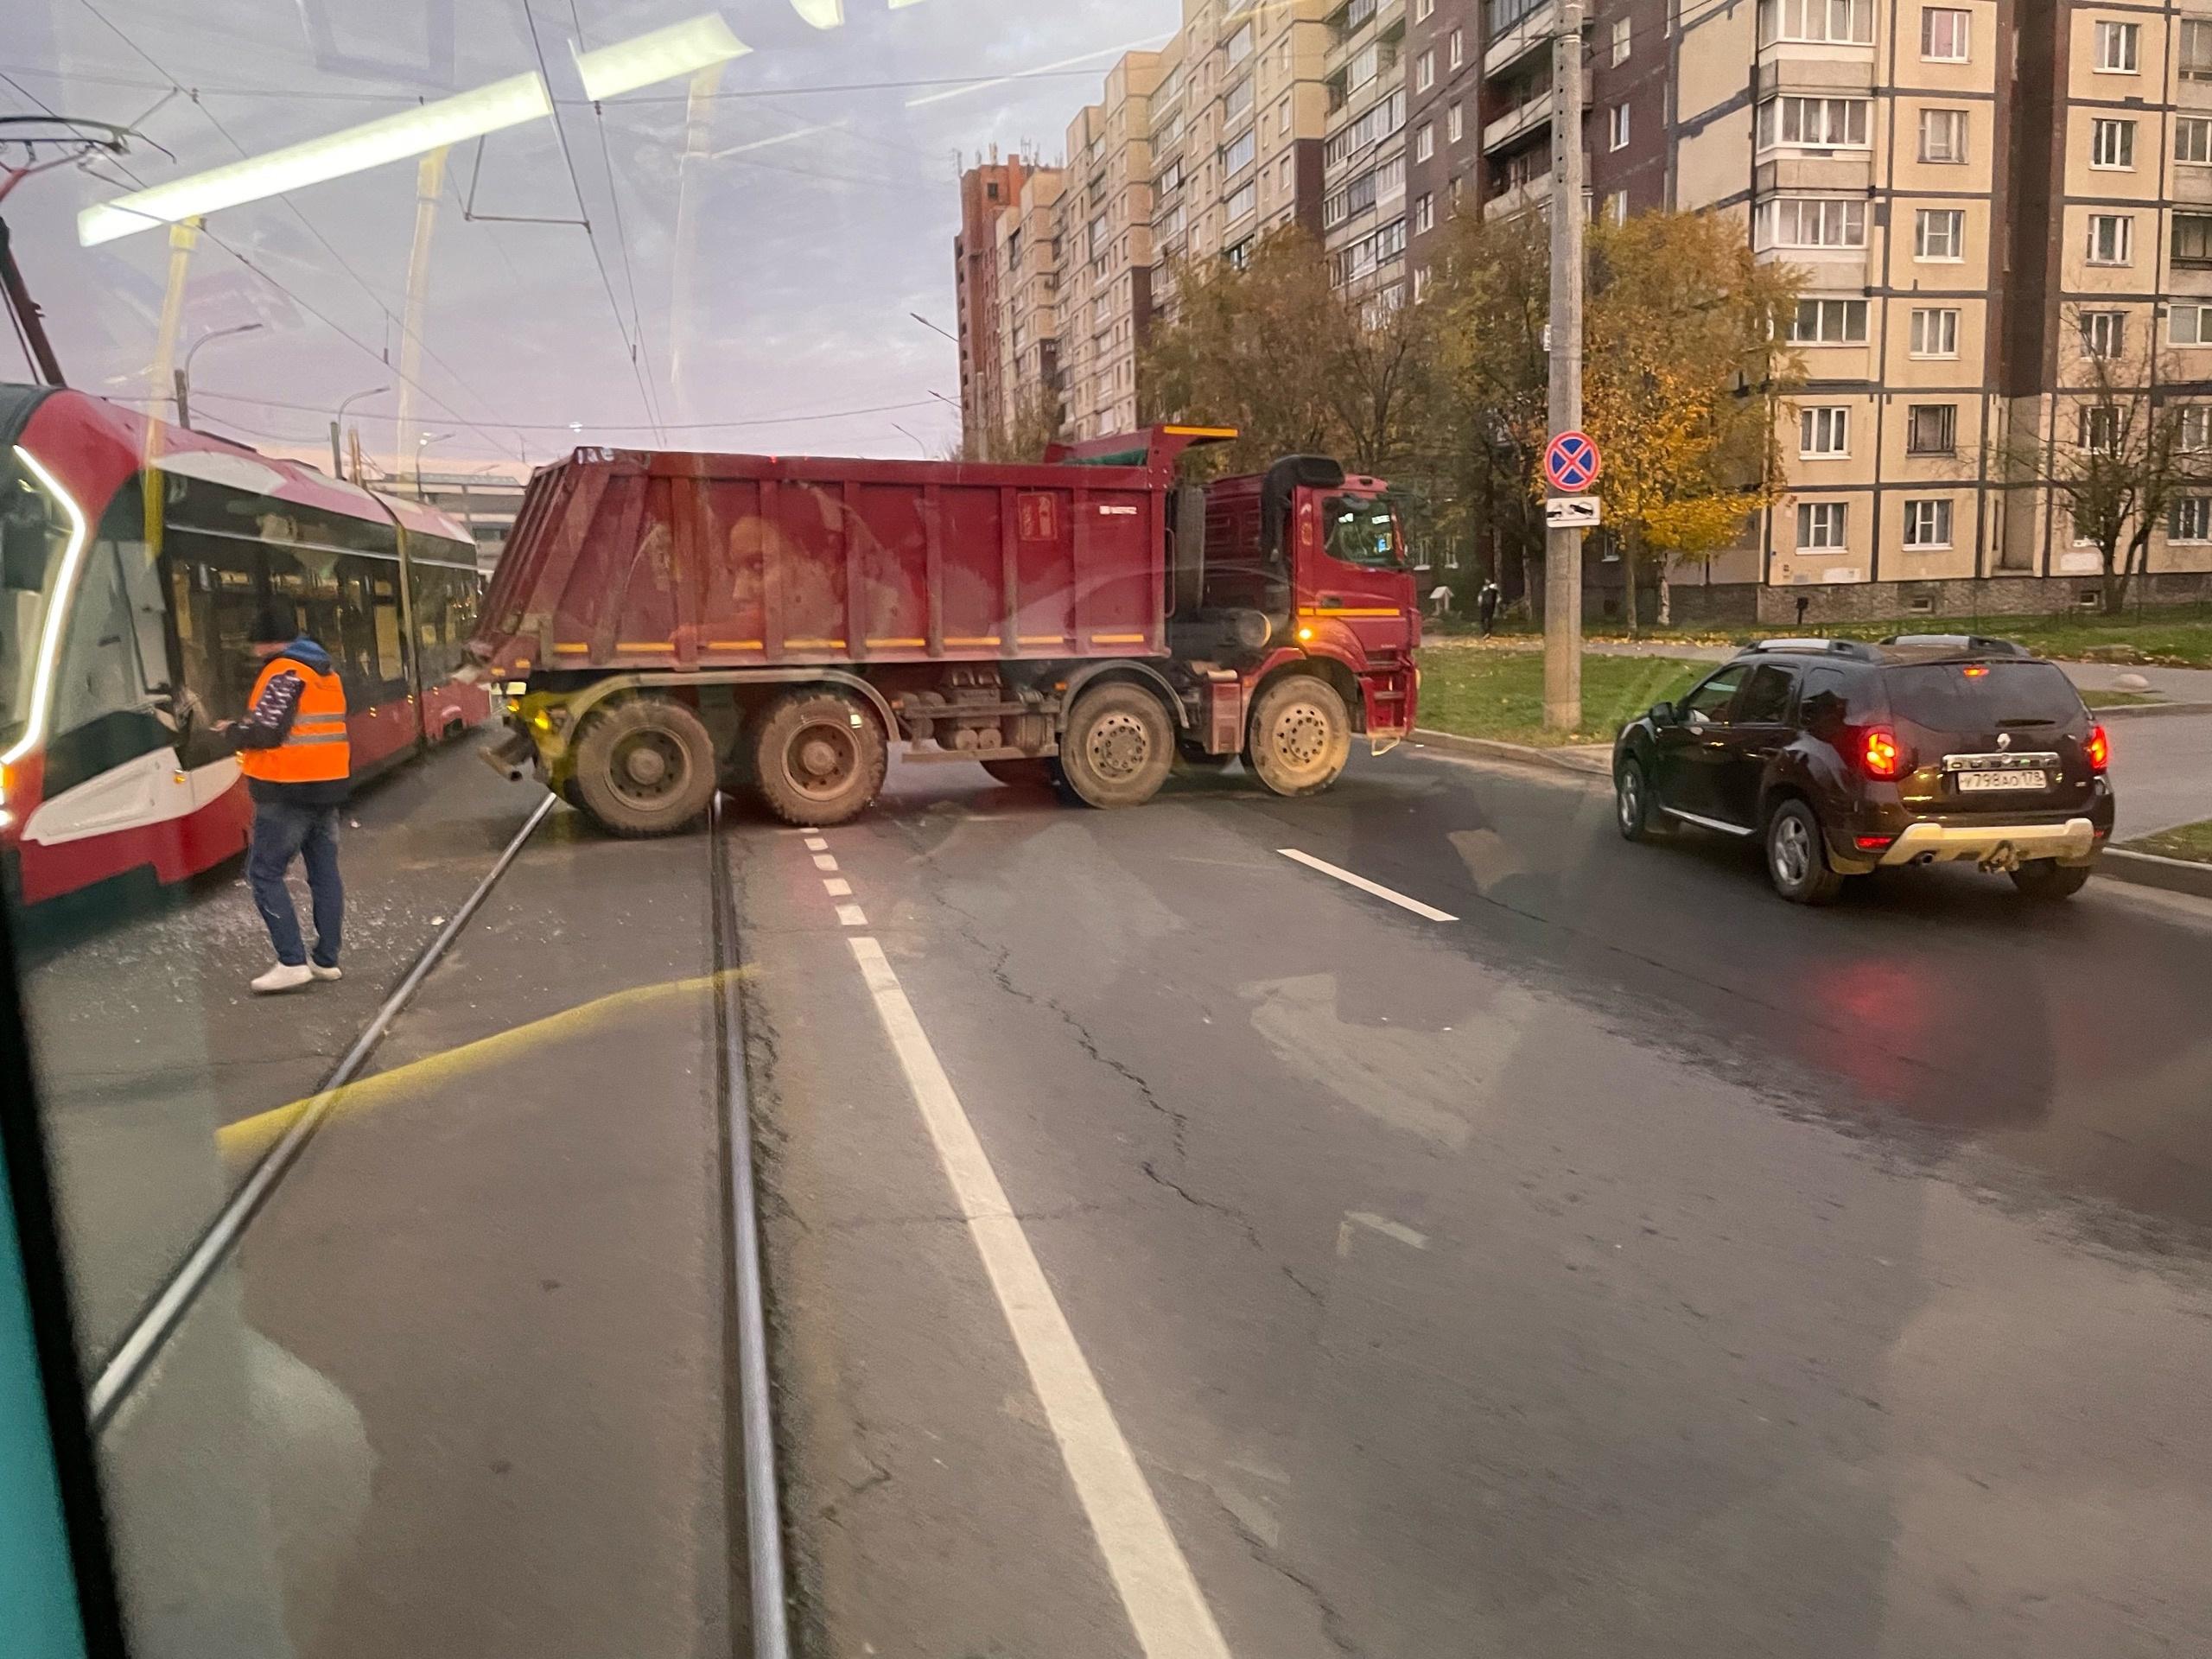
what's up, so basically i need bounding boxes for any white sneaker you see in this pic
[251,963,315,995]
[309,963,343,982]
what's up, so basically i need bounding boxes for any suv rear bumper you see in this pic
[1876,816,2098,868]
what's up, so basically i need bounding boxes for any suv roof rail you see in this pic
[1747,636,1879,660]
[1878,632,2030,656]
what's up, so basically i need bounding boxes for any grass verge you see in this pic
[2121,819,2212,862]
[2081,689,2161,709]
[1429,612,2212,668]
[1418,645,1706,748]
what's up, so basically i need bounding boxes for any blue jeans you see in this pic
[247,800,343,969]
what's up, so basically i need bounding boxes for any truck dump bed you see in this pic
[475,448,1174,678]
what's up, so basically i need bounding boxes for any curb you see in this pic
[1409,728,1611,779]
[2097,847,2212,899]
[2094,700,2212,721]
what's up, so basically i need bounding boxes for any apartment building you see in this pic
[1322,0,1413,304]
[1060,52,1166,442]
[1404,0,1483,277]
[952,156,1039,448]
[1150,0,1333,325]
[992,167,1068,448]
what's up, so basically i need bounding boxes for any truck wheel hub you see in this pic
[1274,705,1328,767]
[789,724,858,796]
[612,731,683,800]
[1088,713,1150,777]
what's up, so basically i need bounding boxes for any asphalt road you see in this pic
[738,747,2212,1659]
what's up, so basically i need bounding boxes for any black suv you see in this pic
[1611,636,2116,904]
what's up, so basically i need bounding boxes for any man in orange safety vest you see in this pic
[213,605,351,994]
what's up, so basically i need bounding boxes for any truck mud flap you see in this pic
[481,730,540,784]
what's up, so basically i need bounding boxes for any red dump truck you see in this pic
[469,425,1419,833]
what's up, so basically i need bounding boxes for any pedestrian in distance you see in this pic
[210,606,351,994]
[1478,578,1502,637]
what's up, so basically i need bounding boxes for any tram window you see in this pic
[371,572,404,686]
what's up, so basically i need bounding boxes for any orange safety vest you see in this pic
[237,655,351,785]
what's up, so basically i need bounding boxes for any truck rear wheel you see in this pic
[1245,675,1351,797]
[572,696,719,836]
[753,689,888,826]
[1058,683,1173,809]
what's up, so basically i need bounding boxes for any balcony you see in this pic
[1482,170,1552,221]
[1484,95,1552,156]
[1484,0,1553,79]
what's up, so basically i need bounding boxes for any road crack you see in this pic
[1208,1494,1366,1656]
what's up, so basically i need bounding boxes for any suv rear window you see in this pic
[1880,661,2085,728]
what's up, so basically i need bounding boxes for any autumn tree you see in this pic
[2001,304,2212,615]
[1580,211,1803,634]
[963,380,1065,462]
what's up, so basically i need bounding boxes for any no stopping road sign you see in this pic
[1544,430,1601,493]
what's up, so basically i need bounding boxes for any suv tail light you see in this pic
[2086,724,2109,772]
[1861,726,1904,781]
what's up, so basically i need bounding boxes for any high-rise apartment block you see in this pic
[952,0,2212,614]
[952,156,1039,450]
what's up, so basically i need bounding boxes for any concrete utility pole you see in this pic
[1543,0,1586,733]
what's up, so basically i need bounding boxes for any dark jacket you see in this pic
[226,636,351,808]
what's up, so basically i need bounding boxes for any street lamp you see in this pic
[416,429,452,498]
[332,383,388,480]
[909,311,958,346]
[174,321,262,429]
[891,422,929,456]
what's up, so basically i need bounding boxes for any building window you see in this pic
[1919,108,1967,162]
[1759,197,1868,249]
[1610,104,1630,149]
[2172,301,2212,346]
[2094,20,2139,73]
[1611,16,1632,62]
[1921,7,1969,59]
[2178,118,2212,166]
[1915,208,1965,260]
[1416,49,1435,92]
[2175,213,2212,267]
[2183,20,2212,81]
[1414,192,1435,234]
[1607,189,1630,225]
[2080,405,2120,452]
[2179,406,2212,451]
[1223,130,1257,178]
[1225,76,1253,122]
[2087,213,2133,265]
[1227,180,1257,224]
[1909,306,1961,358]
[1797,502,1848,550]
[2090,118,2136,170]
[1415,0,1434,17]
[1801,406,1850,456]
[1903,499,1954,549]
[1905,404,1958,454]
[1762,0,1872,43]
[1414,123,1434,162]
[1226,21,1254,65]
[2172,496,2212,542]
[1449,28,1465,68]
[1758,95,1872,149]
[1789,297,1869,343]
[2081,309,2126,359]
[1450,102,1465,143]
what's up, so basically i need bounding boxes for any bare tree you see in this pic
[2003,303,2212,615]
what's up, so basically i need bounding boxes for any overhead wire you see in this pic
[519,0,665,442]
[70,0,531,458]
[567,0,668,441]
[182,386,949,431]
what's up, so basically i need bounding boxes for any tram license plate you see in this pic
[1958,770,2046,792]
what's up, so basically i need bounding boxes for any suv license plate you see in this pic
[1957,770,2047,792]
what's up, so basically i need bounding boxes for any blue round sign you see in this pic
[1545,430,1601,493]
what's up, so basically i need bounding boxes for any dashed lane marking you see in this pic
[823,877,852,897]
[812,853,838,872]
[1275,848,1458,923]
[804,836,829,851]
[845,936,1236,1659]
[835,904,868,927]
[1338,1211,1430,1255]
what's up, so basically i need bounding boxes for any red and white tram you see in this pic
[2,383,491,906]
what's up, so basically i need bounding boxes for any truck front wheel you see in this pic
[1058,683,1173,809]
[753,689,888,826]
[1245,675,1351,797]
[572,696,719,836]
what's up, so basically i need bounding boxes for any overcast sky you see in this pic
[1,0,1180,471]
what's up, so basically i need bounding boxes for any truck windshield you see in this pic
[1322,493,1402,568]
[0,450,73,748]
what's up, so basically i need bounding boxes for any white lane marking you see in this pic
[1275,849,1457,923]
[812,853,839,872]
[823,877,853,897]
[846,937,1234,1659]
[804,836,829,851]
[1338,1211,1429,1256]
[836,904,868,927]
